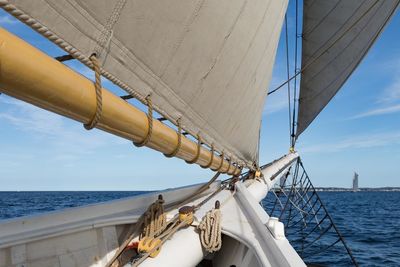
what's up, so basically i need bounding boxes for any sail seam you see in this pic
[0,0,252,169]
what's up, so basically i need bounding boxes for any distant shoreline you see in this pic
[313,187,400,192]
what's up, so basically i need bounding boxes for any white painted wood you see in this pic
[11,244,26,265]
[0,154,306,267]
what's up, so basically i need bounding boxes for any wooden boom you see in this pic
[0,28,241,175]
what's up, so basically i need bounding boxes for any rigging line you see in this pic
[298,160,359,266]
[267,0,380,96]
[291,0,299,146]
[284,14,292,147]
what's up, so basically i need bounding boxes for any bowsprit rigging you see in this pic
[263,158,359,266]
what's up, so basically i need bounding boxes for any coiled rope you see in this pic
[198,201,222,253]
[141,195,167,239]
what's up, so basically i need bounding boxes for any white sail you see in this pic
[296,0,399,136]
[1,0,288,165]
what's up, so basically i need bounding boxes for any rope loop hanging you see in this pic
[164,118,182,158]
[201,144,214,169]
[133,94,153,147]
[185,134,202,164]
[84,54,103,130]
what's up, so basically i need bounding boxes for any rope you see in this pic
[132,219,186,267]
[141,195,167,239]
[291,0,299,146]
[284,15,293,148]
[185,134,201,164]
[202,144,214,169]
[84,54,103,130]
[133,95,153,147]
[267,0,380,96]
[0,1,255,169]
[225,156,232,174]
[212,151,225,172]
[93,0,127,57]
[164,119,182,158]
[106,172,224,267]
[198,201,222,253]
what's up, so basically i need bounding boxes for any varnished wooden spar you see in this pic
[0,29,240,175]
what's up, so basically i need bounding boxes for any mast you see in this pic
[0,29,240,176]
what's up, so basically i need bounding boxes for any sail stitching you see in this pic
[93,0,127,59]
[0,0,251,169]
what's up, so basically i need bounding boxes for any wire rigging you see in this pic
[284,14,292,148]
[267,0,380,96]
[291,0,299,147]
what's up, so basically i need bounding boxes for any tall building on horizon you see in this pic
[353,172,359,192]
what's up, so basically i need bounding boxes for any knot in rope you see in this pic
[198,201,222,253]
[141,195,166,239]
[84,54,103,130]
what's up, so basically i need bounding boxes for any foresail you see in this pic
[1,0,288,166]
[296,0,399,137]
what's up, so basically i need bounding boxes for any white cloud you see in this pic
[349,58,400,119]
[300,131,400,154]
[378,77,400,104]
[349,103,400,119]
[263,92,288,115]
[0,97,126,161]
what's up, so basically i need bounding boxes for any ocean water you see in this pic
[0,191,399,266]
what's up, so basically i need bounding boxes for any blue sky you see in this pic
[0,4,399,191]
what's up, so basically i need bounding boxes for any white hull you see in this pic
[0,153,305,267]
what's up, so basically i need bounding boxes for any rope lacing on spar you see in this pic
[201,143,214,169]
[133,95,153,147]
[225,156,232,174]
[212,151,225,172]
[84,54,103,130]
[186,134,201,164]
[164,118,182,158]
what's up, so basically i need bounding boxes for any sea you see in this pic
[0,191,399,266]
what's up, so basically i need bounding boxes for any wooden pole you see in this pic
[0,28,241,175]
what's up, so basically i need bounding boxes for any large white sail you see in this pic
[1,0,288,166]
[296,0,399,136]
